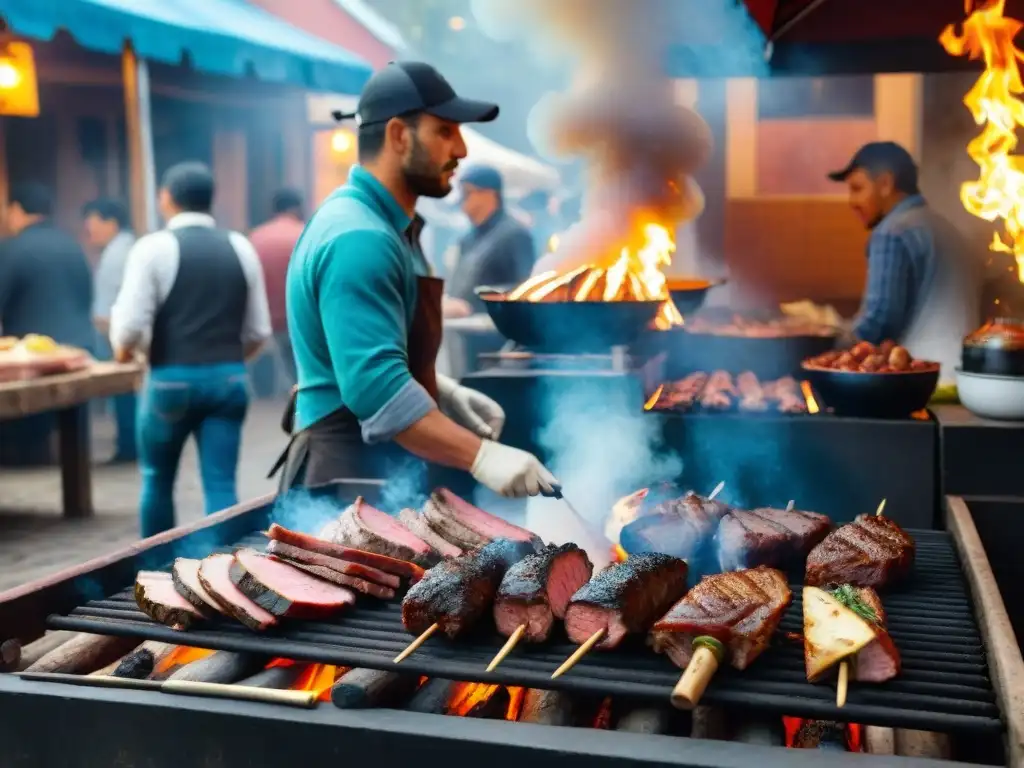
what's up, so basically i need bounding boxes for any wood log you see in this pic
[330,668,419,709]
[463,685,511,720]
[89,642,177,679]
[894,729,953,759]
[16,631,78,671]
[236,663,313,690]
[613,701,674,735]
[728,714,785,746]
[165,652,266,684]
[864,726,896,755]
[24,633,138,675]
[0,639,21,673]
[517,689,577,726]
[406,678,458,715]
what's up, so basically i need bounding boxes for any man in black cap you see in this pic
[279,61,557,498]
[445,164,536,317]
[828,141,979,384]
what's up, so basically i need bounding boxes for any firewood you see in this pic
[24,633,139,675]
[517,689,577,726]
[236,663,313,690]
[330,668,419,709]
[864,726,896,755]
[406,678,458,715]
[462,685,511,720]
[89,642,177,679]
[0,639,21,672]
[164,651,266,684]
[16,631,77,670]
[613,701,674,735]
[894,729,952,759]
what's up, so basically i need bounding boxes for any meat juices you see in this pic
[421,488,543,552]
[716,506,832,572]
[402,538,536,639]
[493,544,594,642]
[337,498,439,567]
[805,514,915,589]
[563,553,689,650]
[266,523,425,583]
[135,571,205,630]
[229,549,356,619]
[649,566,792,671]
[398,507,463,558]
[198,553,278,631]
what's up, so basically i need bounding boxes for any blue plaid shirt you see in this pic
[854,194,936,344]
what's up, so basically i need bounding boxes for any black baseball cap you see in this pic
[332,61,499,127]
[827,141,919,190]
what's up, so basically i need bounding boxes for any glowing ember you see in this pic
[290,663,347,702]
[155,646,214,675]
[592,696,614,729]
[783,717,863,752]
[643,384,665,411]
[940,0,1024,282]
[505,687,526,721]
[447,681,500,716]
[612,544,629,562]
[800,380,820,414]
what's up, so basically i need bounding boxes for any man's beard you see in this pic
[402,135,456,199]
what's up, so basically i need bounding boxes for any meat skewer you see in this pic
[551,553,688,679]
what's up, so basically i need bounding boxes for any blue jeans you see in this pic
[138,363,249,538]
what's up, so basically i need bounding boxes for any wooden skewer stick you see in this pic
[785,499,795,512]
[394,623,438,664]
[708,481,725,500]
[671,636,725,710]
[486,624,526,672]
[551,628,605,679]
[836,659,850,708]
[875,498,887,517]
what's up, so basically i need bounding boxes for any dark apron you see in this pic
[269,275,444,492]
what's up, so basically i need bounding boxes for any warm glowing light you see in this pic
[290,663,346,702]
[940,0,1024,281]
[613,544,629,562]
[0,61,21,89]
[800,380,820,414]
[548,233,560,253]
[643,384,665,411]
[448,16,467,31]
[447,682,499,715]
[155,646,214,675]
[506,687,526,720]
[331,128,355,155]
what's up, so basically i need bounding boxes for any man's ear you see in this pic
[385,118,409,155]
[876,170,896,197]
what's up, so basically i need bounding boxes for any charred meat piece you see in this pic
[769,376,808,414]
[401,538,535,639]
[716,506,832,572]
[736,371,769,412]
[620,491,731,561]
[335,498,439,567]
[563,553,688,650]
[699,370,737,411]
[266,523,424,583]
[172,558,227,615]
[398,507,463,558]
[135,571,205,630]
[264,540,400,589]
[229,549,356,619]
[197,553,278,631]
[650,567,791,670]
[421,488,543,552]
[493,544,594,642]
[272,558,396,600]
[651,373,708,412]
[804,514,915,589]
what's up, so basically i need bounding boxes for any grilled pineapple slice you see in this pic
[803,586,877,681]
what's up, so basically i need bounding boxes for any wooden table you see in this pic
[0,363,142,518]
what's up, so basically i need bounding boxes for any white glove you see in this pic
[471,440,558,498]
[436,374,505,440]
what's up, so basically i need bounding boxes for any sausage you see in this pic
[879,340,896,357]
[835,352,855,368]
[888,346,911,371]
[859,354,886,372]
[850,342,875,361]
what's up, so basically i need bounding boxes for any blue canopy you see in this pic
[0,0,373,94]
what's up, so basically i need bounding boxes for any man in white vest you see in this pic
[828,141,981,384]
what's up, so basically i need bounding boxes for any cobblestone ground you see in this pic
[0,399,286,592]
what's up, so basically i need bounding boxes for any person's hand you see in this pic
[471,440,557,498]
[437,375,505,440]
[443,296,473,319]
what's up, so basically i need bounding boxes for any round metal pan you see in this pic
[666,278,726,317]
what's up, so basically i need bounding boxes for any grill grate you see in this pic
[47,529,1001,734]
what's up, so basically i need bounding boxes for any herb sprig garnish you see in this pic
[830,584,879,625]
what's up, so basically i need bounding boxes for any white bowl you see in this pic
[956,368,1024,421]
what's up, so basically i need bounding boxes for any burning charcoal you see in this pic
[407,678,460,715]
[613,701,674,734]
[729,714,785,746]
[330,668,419,710]
[165,651,267,684]
[791,720,848,750]
[236,662,314,690]
[517,689,578,726]
[111,648,156,680]
[453,684,511,720]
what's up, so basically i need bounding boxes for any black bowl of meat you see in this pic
[802,342,939,418]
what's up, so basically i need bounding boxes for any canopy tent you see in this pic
[0,0,373,93]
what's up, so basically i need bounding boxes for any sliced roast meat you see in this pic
[421,488,542,552]
[716,510,793,571]
[197,553,277,631]
[135,571,205,630]
[264,540,400,589]
[266,522,425,583]
[270,557,395,600]
[564,553,688,650]
[745,507,832,556]
[172,558,227,615]
[337,498,439,567]
[805,514,915,589]
[229,549,356,619]
[398,507,463,558]
[494,543,594,642]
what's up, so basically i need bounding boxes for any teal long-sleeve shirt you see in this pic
[286,165,437,441]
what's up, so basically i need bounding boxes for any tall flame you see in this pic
[940,0,1024,281]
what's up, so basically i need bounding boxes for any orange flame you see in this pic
[800,380,820,414]
[613,544,629,562]
[505,687,526,721]
[155,646,214,675]
[290,663,347,702]
[940,0,1024,282]
[643,384,665,411]
[447,682,500,716]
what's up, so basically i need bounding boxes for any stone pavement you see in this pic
[0,399,285,593]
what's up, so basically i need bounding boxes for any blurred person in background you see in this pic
[0,183,94,466]
[110,162,272,537]
[444,165,535,317]
[248,188,306,398]
[84,197,137,463]
[517,189,561,261]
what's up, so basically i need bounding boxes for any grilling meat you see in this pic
[563,553,688,650]
[620,491,731,561]
[649,373,708,411]
[649,566,791,670]
[804,585,900,683]
[493,543,594,642]
[264,540,400,589]
[229,549,356,619]
[274,559,396,600]
[852,586,901,682]
[699,370,737,411]
[335,498,439,567]
[736,371,768,412]
[804,514,915,589]
[135,571,205,630]
[421,488,542,552]
[172,558,227,615]
[398,507,463,558]
[401,538,535,639]
[717,507,832,572]
[197,553,278,631]
[266,523,424,583]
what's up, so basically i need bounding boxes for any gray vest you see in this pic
[149,226,248,367]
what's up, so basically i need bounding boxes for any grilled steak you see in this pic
[172,558,227,615]
[401,538,535,639]
[197,553,278,631]
[264,539,400,589]
[649,566,791,670]
[494,543,594,642]
[563,553,688,650]
[421,488,542,552]
[398,507,463,558]
[804,514,915,589]
[266,523,424,582]
[716,507,832,572]
[229,549,356,619]
[272,558,396,600]
[336,498,439,567]
[135,571,205,630]
[620,492,731,561]
[851,587,901,683]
